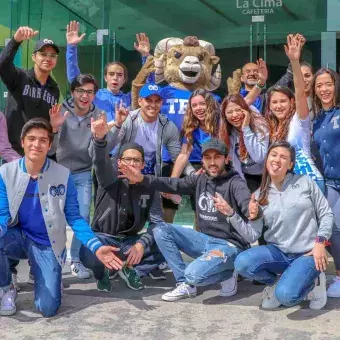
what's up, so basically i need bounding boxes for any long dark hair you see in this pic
[258,141,296,206]
[219,94,268,160]
[310,68,340,116]
[264,85,296,143]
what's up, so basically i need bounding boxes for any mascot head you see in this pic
[154,36,221,91]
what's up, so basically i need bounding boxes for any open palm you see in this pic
[66,21,86,45]
[49,104,68,132]
[284,34,301,62]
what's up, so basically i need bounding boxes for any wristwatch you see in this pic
[315,236,331,246]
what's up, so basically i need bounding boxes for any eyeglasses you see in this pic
[225,107,243,116]
[74,88,95,96]
[121,157,143,165]
[36,51,58,59]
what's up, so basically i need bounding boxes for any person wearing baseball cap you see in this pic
[0,26,60,156]
[83,121,166,292]
[118,137,262,301]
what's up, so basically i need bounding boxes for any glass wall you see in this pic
[0,0,335,225]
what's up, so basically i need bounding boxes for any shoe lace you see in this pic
[173,282,191,295]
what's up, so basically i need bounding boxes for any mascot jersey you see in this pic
[160,85,221,162]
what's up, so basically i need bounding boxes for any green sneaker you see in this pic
[118,266,144,291]
[97,269,112,292]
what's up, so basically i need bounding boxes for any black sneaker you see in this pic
[149,268,166,280]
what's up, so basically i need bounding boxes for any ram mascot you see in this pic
[131,36,222,131]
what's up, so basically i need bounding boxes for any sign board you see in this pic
[252,15,265,22]
[237,0,283,15]
[97,29,109,46]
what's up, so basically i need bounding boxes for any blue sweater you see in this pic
[313,107,340,180]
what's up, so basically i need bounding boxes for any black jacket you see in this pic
[141,168,252,250]
[91,138,163,249]
[0,38,60,155]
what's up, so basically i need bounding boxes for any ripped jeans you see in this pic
[153,223,242,286]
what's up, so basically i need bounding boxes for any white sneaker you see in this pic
[261,284,281,309]
[162,282,197,302]
[70,262,91,279]
[219,270,238,297]
[308,272,327,310]
[327,276,340,298]
[27,273,34,285]
[0,288,17,316]
[11,274,20,292]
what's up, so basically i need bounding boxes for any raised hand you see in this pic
[95,245,124,270]
[284,34,302,62]
[294,33,306,47]
[248,194,259,220]
[257,58,268,85]
[49,104,68,133]
[114,100,129,127]
[66,21,86,45]
[133,33,151,57]
[213,193,234,216]
[14,27,39,43]
[241,109,251,128]
[118,163,144,183]
[91,112,114,140]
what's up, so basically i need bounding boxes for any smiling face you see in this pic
[138,94,163,121]
[202,150,226,177]
[225,102,245,129]
[266,146,293,179]
[269,91,294,121]
[241,63,259,87]
[32,46,58,73]
[190,95,207,123]
[21,128,51,163]
[315,73,335,110]
[72,82,96,114]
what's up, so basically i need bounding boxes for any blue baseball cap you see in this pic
[139,83,163,99]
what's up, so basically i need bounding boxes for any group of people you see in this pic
[0,22,339,318]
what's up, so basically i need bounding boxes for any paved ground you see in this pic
[2,230,340,339]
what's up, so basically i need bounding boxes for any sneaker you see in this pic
[162,282,197,302]
[27,273,34,285]
[0,288,17,316]
[11,274,20,292]
[219,270,238,297]
[108,270,118,280]
[308,272,327,310]
[159,262,168,271]
[118,266,144,291]
[149,268,166,280]
[261,284,281,309]
[327,276,340,298]
[70,262,91,279]
[97,269,112,292]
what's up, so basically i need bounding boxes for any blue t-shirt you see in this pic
[240,87,262,112]
[160,85,221,162]
[17,178,50,246]
[313,107,340,180]
[183,128,212,163]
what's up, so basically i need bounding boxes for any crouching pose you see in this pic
[234,141,334,310]
[119,138,262,301]
[0,118,120,317]
[79,117,165,292]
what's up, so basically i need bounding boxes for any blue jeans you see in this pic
[70,171,92,262]
[80,233,164,279]
[153,223,241,286]
[326,179,340,270]
[234,244,320,307]
[0,228,62,317]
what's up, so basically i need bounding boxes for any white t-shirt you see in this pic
[134,115,158,175]
[287,112,323,181]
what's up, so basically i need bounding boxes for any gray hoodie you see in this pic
[228,173,334,254]
[49,98,102,174]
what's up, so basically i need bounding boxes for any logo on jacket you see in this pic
[140,195,150,208]
[50,184,66,197]
[198,192,216,213]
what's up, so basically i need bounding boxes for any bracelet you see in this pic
[256,82,265,89]
[226,209,235,217]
